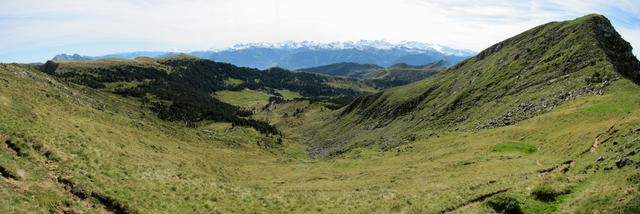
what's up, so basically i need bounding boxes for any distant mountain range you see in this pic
[52,40,475,69]
[298,60,448,81]
[52,52,179,61]
[298,62,383,77]
[298,60,449,89]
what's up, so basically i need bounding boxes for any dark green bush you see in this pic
[531,184,568,202]
[586,70,603,83]
[486,194,523,214]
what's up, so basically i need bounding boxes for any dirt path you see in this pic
[590,121,618,153]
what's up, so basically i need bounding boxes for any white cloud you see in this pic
[0,0,638,62]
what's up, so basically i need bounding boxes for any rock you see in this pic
[202,129,215,134]
[615,158,633,168]
[604,166,613,171]
[596,156,605,162]
[519,137,525,141]
[633,127,640,132]
[615,145,626,152]
[625,150,636,157]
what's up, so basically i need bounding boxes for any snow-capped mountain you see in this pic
[227,40,475,57]
[52,40,476,70]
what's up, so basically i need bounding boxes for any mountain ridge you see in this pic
[51,40,475,70]
[298,62,384,77]
[297,61,447,89]
[303,14,640,157]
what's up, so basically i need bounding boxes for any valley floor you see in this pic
[1,64,639,213]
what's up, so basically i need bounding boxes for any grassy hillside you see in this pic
[304,14,640,156]
[2,59,640,213]
[40,55,384,134]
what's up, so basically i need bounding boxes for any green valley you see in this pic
[1,14,639,214]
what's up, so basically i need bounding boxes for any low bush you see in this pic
[531,184,569,202]
[486,194,523,214]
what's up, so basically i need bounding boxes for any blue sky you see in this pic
[1,0,638,63]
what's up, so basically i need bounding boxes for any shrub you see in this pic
[590,71,602,83]
[531,184,567,202]
[486,194,523,214]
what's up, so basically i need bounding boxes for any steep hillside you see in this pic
[303,14,640,156]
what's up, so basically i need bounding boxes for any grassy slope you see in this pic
[2,61,639,213]
[214,88,303,110]
[303,14,635,156]
[215,88,273,109]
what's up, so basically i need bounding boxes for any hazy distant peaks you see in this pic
[228,40,476,57]
[52,53,90,61]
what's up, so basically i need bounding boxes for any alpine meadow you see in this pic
[1,2,640,214]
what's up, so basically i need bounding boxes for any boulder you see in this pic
[625,150,636,157]
[615,158,634,168]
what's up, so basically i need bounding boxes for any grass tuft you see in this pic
[490,142,537,154]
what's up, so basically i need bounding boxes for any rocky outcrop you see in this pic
[591,15,640,84]
[476,76,620,130]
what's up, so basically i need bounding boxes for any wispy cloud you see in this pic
[0,0,638,62]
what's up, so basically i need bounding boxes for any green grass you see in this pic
[223,77,244,86]
[275,89,302,100]
[490,142,537,154]
[586,99,635,113]
[215,88,273,108]
[325,81,377,93]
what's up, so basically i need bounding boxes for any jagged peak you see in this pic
[52,53,89,61]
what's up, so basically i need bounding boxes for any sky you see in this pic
[1,0,639,63]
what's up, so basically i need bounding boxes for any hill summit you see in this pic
[306,14,640,156]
